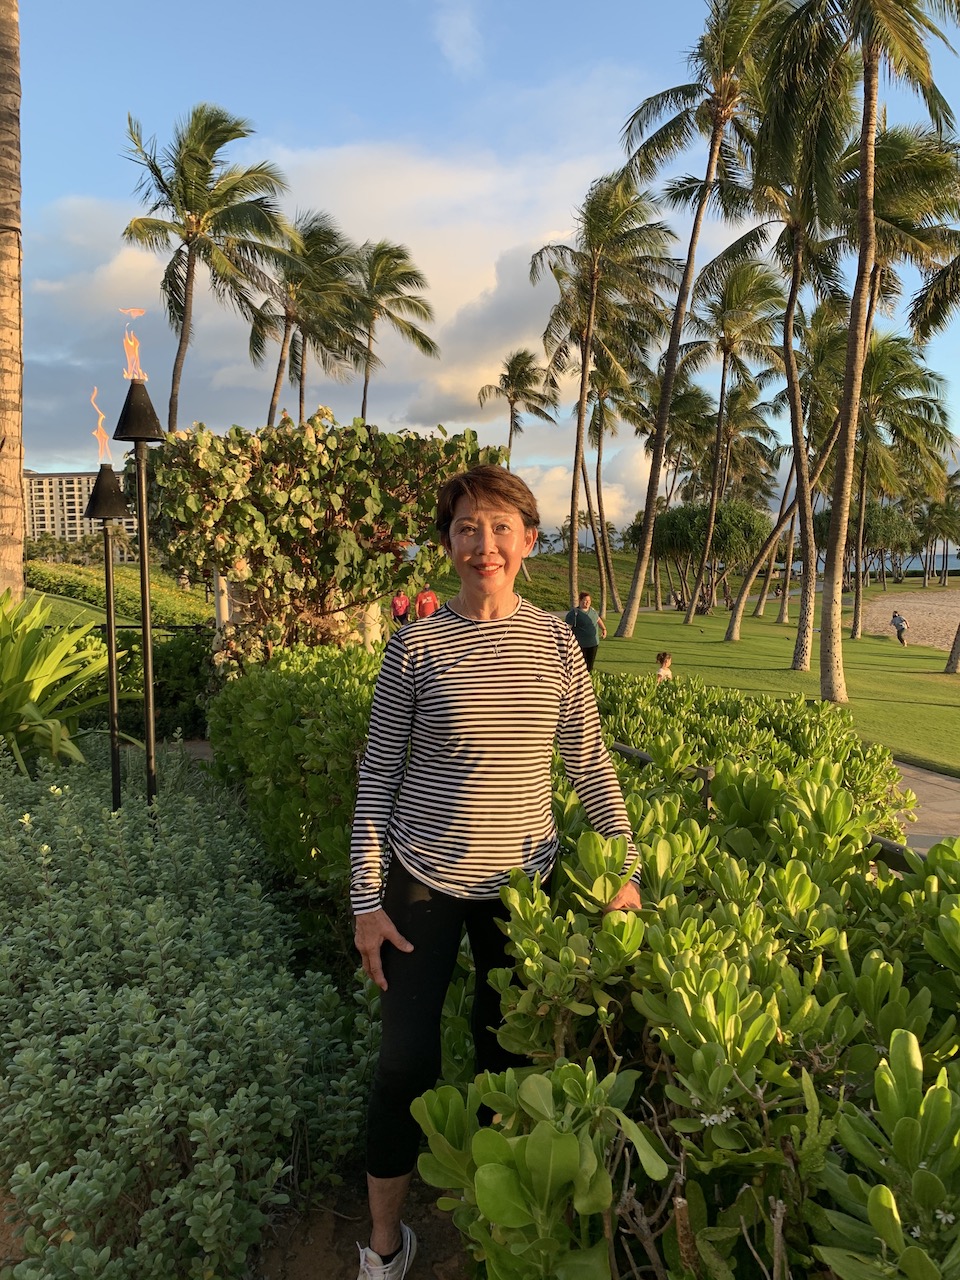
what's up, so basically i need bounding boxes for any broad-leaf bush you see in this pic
[207,643,380,973]
[0,746,376,1279]
[408,678,957,1278]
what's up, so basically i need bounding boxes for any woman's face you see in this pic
[444,497,537,600]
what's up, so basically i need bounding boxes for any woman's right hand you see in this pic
[354,908,414,991]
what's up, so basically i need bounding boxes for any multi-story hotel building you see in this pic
[23,470,138,542]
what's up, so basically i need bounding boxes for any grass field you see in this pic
[25,589,138,628]
[435,553,960,777]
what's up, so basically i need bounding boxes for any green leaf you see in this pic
[474,1163,535,1227]
[526,1122,581,1205]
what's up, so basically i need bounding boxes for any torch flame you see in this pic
[119,307,145,318]
[90,387,111,462]
[122,325,148,381]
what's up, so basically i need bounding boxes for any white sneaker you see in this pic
[356,1221,417,1279]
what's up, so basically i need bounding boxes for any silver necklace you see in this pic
[449,597,521,657]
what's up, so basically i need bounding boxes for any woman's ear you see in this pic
[523,527,538,557]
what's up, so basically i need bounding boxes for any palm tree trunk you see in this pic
[851,452,869,639]
[360,323,374,422]
[727,412,844,644]
[0,0,23,600]
[267,318,294,428]
[569,308,598,607]
[595,423,622,611]
[299,339,307,424]
[168,244,197,433]
[820,45,879,703]
[685,352,729,624]
[617,118,726,637]
[777,513,795,625]
[945,619,960,674]
[580,455,606,613]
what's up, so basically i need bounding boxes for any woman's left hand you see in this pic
[604,881,642,913]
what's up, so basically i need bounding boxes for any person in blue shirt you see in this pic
[564,591,606,671]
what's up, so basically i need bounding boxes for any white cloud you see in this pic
[432,0,483,76]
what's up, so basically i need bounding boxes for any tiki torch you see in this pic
[84,389,131,810]
[113,328,164,804]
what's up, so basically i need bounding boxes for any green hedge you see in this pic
[24,561,212,628]
[0,746,376,1279]
[207,644,382,973]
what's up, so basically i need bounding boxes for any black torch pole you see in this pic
[134,439,157,803]
[102,519,122,810]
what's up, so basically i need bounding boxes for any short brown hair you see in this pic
[436,464,540,545]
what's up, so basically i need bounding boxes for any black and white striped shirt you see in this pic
[350,597,637,914]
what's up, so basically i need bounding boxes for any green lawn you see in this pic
[25,588,137,628]
[451,554,959,777]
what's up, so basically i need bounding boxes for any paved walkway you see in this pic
[897,762,960,852]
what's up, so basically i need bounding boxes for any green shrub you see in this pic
[24,561,212,627]
[83,627,216,742]
[414,755,960,1278]
[0,746,376,1279]
[0,592,111,773]
[207,643,381,974]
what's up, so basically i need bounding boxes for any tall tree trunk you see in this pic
[507,404,517,465]
[820,46,879,703]
[617,118,726,637]
[850,451,869,639]
[781,240,818,671]
[756,462,795,618]
[777,512,796,625]
[299,337,307,424]
[168,245,197,433]
[945,619,960,674]
[581,455,606,614]
[595,421,622,611]
[726,412,844,643]
[267,317,294,427]
[569,306,598,608]
[685,352,729,624]
[360,323,375,422]
[0,0,23,600]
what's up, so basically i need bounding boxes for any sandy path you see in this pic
[861,588,960,652]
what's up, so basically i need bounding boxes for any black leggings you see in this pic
[365,859,528,1178]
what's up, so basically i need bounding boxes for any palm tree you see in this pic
[766,0,960,702]
[123,104,292,433]
[850,333,950,636]
[615,0,777,638]
[249,211,363,427]
[477,350,558,463]
[532,171,676,605]
[680,259,784,622]
[0,0,22,599]
[350,241,439,422]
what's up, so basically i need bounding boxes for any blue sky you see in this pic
[19,1,960,532]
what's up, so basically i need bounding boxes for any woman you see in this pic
[351,465,640,1279]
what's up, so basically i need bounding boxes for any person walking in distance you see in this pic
[564,591,606,672]
[390,588,410,629]
[891,611,909,646]
[351,466,640,1279]
[414,583,440,619]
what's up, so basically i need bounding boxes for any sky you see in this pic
[18,0,960,534]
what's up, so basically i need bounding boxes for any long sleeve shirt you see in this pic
[350,598,638,914]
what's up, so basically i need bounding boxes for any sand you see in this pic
[861,587,960,653]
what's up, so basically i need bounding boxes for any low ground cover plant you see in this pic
[0,745,376,1279]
